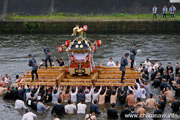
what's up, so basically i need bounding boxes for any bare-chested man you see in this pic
[137,104,146,118]
[145,93,157,108]
[110,87,118,104]
[134,97,144,108]
[0,87,7,96]
[85,109,97,120]
[164,87,173,101]
[126,86,136,107]
[99,87,107,104]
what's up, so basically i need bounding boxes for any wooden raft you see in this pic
[18,66,139,86]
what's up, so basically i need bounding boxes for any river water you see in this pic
[0,34,180,120]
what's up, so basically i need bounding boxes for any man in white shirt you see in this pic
[5,74,11,84]
[71,86,78,103]
[65,99,76,114]
[143,59,151,70]
[107,58,115,67]
[140,85,146,99]
[138,64,143,72]
[85,86,93,103]
[169,5,176,19]
[152,5,157,19]
[162,5,168,18]
[15,99,27,109]
[92,86,102,103]
[115,61,120,67]
[153,61,159,70]
[77,99,87,114]
[22,109,37,120]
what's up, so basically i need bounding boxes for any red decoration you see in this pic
[93,45,97,52]
[58,46,62,53]
[97,40,101,46]
[83,25,87,32]
[85,55,89,62]
[66,40,70,47]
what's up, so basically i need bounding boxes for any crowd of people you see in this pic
[1,43,180,120]
[1,59,180,119]
[152,4,177,19]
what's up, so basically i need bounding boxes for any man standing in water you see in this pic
[130,44,137,70]
[28,54,38,82]
[120,53,130,83]
[44,44,52,68]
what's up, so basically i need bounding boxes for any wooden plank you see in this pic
[18,82,56,86]
[100,70,140,74]
[59,82,135,86]
[23,79,56,82]
[65,74,94,79]
[97,79,135,83]
[23,74,59,79]
[100,66,136,69]
[26,71,62,74]
[38,69,63,72]
[63,79,92,82]
[95,82,135,86]
[99,74,141,79]
[40,66,65,69]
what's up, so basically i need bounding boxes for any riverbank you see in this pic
[0,20,180,34]
[3,13,180,21]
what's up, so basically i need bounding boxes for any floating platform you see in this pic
[18,66,140,87]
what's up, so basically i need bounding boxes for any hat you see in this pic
[133,43,136,46]
[125,53,129,56]
[1,76,4,79]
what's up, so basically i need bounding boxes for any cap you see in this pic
[125,53,129,56]
[133,43,136,46]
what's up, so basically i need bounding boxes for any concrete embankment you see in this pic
[0,21,180,34]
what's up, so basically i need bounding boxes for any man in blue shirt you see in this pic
[28,54,38,82]
[44,44,52,68]
[37,99,50,113]
[130,44,137,70]
[120,53,129,83]
[90,99,101,115]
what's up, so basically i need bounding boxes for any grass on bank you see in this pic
[3,12,180,21]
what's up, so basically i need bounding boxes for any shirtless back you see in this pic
[0,87,7,96]
[137,106,146,118]
[145,94,156,108]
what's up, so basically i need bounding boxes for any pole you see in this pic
[50,0,54,15]
[1,0,8,21]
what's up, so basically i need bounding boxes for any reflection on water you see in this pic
[0,34,180,120]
